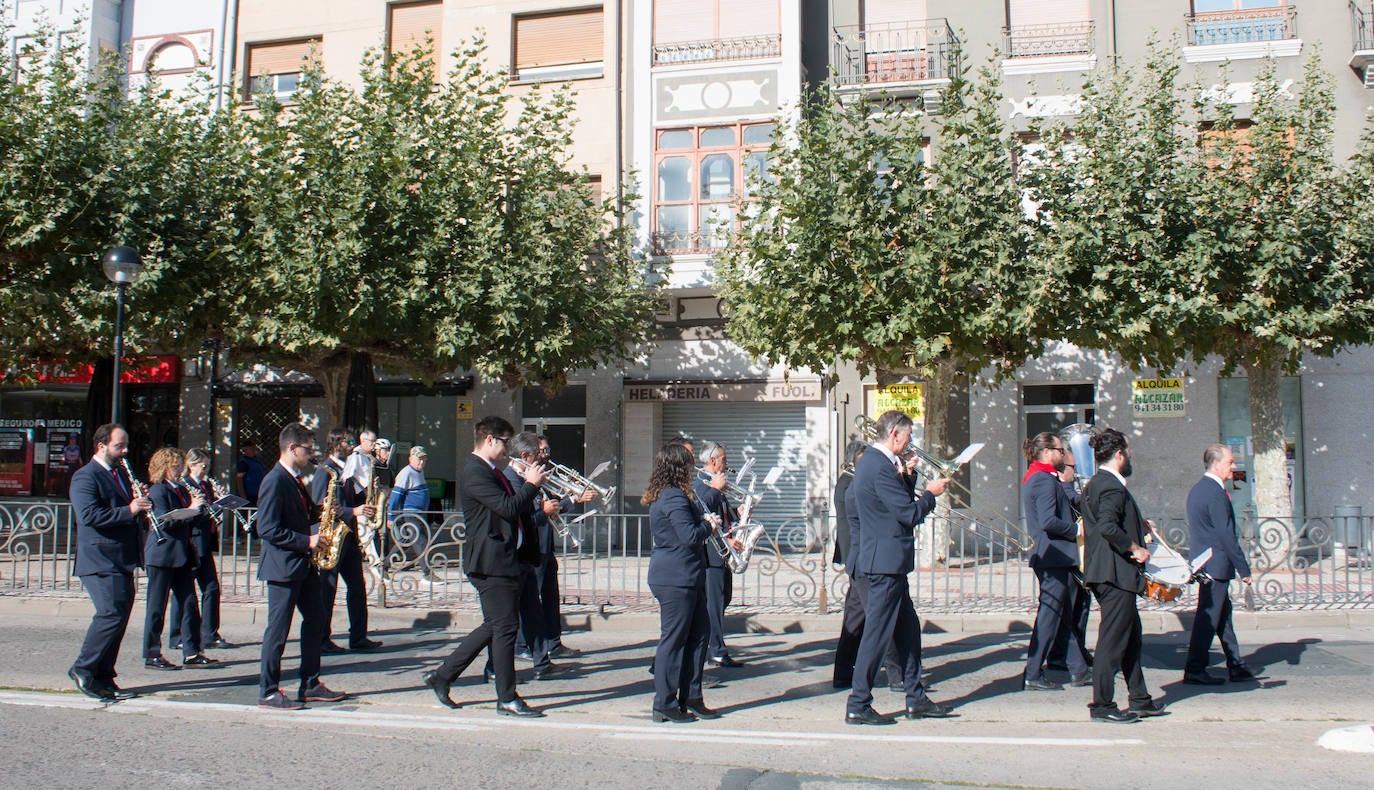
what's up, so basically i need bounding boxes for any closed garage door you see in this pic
[661,402,809,529]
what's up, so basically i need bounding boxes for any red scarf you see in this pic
[1022,461,1058,485]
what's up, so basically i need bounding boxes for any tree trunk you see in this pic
[302,360,350,433]
[914,355,958,569]
[1243,360,1292,520]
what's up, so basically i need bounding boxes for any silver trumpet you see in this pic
[508,458,604,549]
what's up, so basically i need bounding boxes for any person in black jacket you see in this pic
[694,441,744,668]
[645,442,720,723]
[312,429,382,653]
[169,448,232,651]
[142,447,217,670]
[68,423,152,702]
[422,416,547,718]
[1081,428,1166,723]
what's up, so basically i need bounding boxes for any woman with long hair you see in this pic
[643,442,720,723]
[142,448,217,670]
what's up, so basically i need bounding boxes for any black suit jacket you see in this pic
[832,471,854,567]
[461,455,539,577]
[187,477,218,558]
[256,463,314,582]
[1081,470,1146,594]
[1023,470,1080,569]
[692,480,736,569]
[504,466,554,563]
[850,448,936,576]
[647,487,709,588]
[145,482,197,568]
[70,459,142,576]
[1186,476,1250,581]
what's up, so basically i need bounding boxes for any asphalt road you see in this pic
[2,597,1372,789]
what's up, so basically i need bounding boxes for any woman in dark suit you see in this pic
[644,443,720,723]
[143,448,217,670]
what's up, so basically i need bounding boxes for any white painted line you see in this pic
[609,732,828,747]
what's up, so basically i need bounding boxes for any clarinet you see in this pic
[122,458,167,544]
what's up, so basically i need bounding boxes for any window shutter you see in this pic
[245,39,317,76]
[653,0,716,45]
[515,7,605,71]
[862,0,929,27]
[389,1,443,55]
[718,0,779,38]
[1007,0,1090,27]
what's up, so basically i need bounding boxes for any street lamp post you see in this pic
[101,246,143,425]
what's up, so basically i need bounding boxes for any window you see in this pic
[1021,383,1095,440]
[513,6,604,82]
[388,0,443,81]
[652,0,780,64]
[244,38,320,102]
[653,122,776,254]
[1004,0,1093,58]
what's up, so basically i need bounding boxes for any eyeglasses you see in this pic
[491,436,510,445]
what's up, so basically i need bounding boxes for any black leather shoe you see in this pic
[1091,709,1140,724]
[1068,671,1093,687]
[832,679,852,690]
[69,669,115,702]
[515,650,534,663]
[1129,700,1170,718]
[171,642,183,651]
[708,655,744,668]
[482,668,496,684]
[101,681,137,701]
[320,640,346,654]
[183,654,219,667]
[205,638,235,650]
[350,638,383,652]
[145,656,180,671]
[904,700,954,719]
[1182,671,1225,685]
[550,645,582,659]
[653,707,697,723]
[1228,667,1260,682]
[1046,660,1069,672]
[1023,676,1062,691]
[684,698,722,719]
[845,707,896,725]
[532,664,566,681]
[422,670,460,709]
[496,697,545,718]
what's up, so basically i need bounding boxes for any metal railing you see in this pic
[831,19,959,88]
[650,228,730,256]
[1187,5,1297,47]
[4,500,1371,612]
[652,34,782,67]
[1005,21,1095,58]
[1355,2,1374,52]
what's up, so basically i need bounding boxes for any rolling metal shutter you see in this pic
[661,402,809,531]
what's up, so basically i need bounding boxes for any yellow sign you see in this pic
[1132,378,1185,418]
[872,383,924,420]
[455,398,473,421]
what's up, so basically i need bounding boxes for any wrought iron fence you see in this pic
[830,19,959,88]
[1187,6,1297,47]
[1005,21,1095,58]
[652,34,782,67]
[1355,2,1374,52]
[3,500,1370,612]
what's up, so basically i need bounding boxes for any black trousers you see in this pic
[1026,566,1091,679]
[705,564,733,659]
[144,563,201,659]
[650,581,709,711]
[538,556,563,646]
[258,570,325,698]
[170,552,220,647]
[1048,574,1092,668]
[495,564,551,674]
[72,572,135,684]
[436,574,522,702]
[1089,583,1153,712]
[847,572,927,714]
[832,573,902,687]
[1185,579,1245,674]
[319,537,368,645]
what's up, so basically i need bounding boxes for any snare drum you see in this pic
[1142,542,1191,603]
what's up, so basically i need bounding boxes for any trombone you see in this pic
[854,415,1031,552]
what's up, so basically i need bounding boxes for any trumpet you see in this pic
[696,466,761,510]
[508,458,601,549]
[122,458,166,544]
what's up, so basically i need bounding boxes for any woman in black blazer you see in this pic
[644,443,719,723]
[143,448,216,669]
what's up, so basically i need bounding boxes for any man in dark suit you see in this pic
[694,441,744,668]
[68,423,152,703]
[533,434,594,659]
[844,410,951,725]
[256,423,347,710]
[1184,444,1256,685]
[1021,432,1091,690]
[495,432,564,681]
[422,416,548,717]
[1081,428,1166,723]
[312,429,382,654]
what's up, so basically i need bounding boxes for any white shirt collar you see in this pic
[1204,471,1226,490]
[869,441,899,465]
[473,451,496,470]
[1105,466,1127,486]
[94,456,115,473]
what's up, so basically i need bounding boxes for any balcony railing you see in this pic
[1187,5,1297,47]
[651,229,729,256]
[652,34,782,67]
[1005,21,1095,58]
[831,19,959,88]
[1355,2,1374,52]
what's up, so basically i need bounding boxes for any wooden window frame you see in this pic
[651,121,776,254]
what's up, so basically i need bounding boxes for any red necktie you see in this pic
[110,467,128,497]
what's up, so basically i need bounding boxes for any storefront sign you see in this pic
[871,383,924,420]
[455,398,473,420]
[1132,378,1185,418]
[4,356,180,385]
[624,378,823,403]
[0,428,34,496]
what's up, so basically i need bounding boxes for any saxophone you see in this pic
[311,465,348,571]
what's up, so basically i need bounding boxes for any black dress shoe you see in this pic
[496,697,545,718]
[1228,667,1260,682]
[1182,671,1225,685]
[101,681,137,701]
[684,698,722,719]
[299,682,348,703]
[69,669,115,702]
[205,638,235,650]
[515,650,534,663]
[1068,671,1093,687]
[350,638,383,652]
[845,707,896,725]
[145,656,180,671]
[320,640,346,654]
[1091,708,1140,723]
[708,655,744,668]
[549,645,582,659]
[1129,700,1170,718]
[904,700,954,719]
[422,670,460,709]
[183,654,219,667]
[532,664,565,681]
[653,707,697,723]
[482,668,496,684]
[1023,676,1063,691]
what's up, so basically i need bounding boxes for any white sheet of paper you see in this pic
[952,443,985,467]
[587,461,611,481]
[734,457,756,486]
[762,466,784,488]
[1189,547,1214,575]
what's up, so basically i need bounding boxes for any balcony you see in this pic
[831,18,959,96]
[1005,21,1094,58]
[1183,5,1301,62]
[650,229,728,257]
[652,34,783,67]
[1353,2,1374,87]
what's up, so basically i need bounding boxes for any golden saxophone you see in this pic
[311,465,348,571]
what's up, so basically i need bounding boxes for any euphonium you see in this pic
[311,466,348,571]
[724,523,768,573]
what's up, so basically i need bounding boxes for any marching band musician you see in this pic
[1044,445,1093,678]
[311,429,383,653]
[531,434,595,659]
[694,441,745,668]
[68,424,152,703]
[1080,429,1167,723]
[645,442,721,723]
[256,423,347,710]
[168,448,232,652]
[142,447,217,671]
[844,410,952,726]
